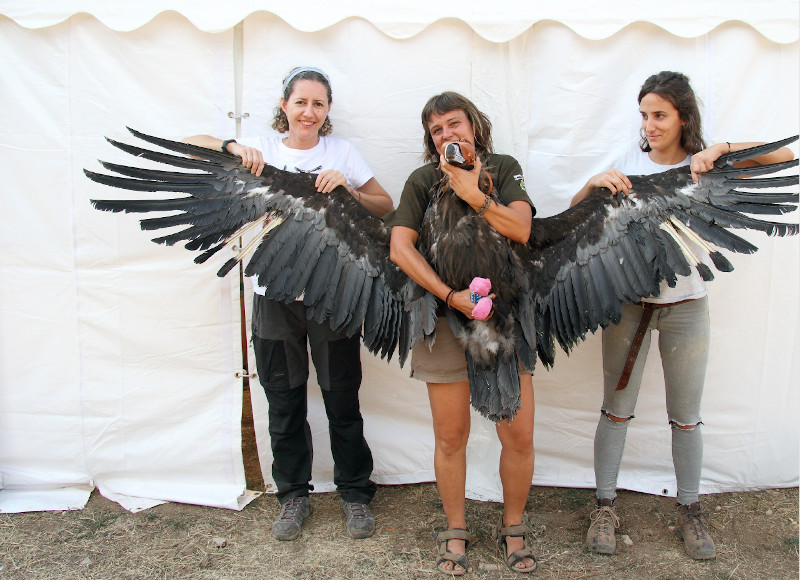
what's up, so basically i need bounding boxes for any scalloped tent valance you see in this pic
[3,0,799,43]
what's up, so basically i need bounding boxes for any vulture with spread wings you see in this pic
[87,129,799,421]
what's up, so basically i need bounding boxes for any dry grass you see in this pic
[0,485,797,579]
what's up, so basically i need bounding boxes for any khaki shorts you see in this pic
[410,317,469,383]
[410,316,532,383]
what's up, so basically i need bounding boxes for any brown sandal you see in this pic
[433,528,475,576]
[493,517,537,574]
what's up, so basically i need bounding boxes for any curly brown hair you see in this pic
[638,71,706,155]
[420,92,494,164]
[271,68,333,136]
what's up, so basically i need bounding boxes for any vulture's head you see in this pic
[444,141,477,170]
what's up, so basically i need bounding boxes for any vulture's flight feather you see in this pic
[87,129,799,421]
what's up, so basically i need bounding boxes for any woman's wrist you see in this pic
[476,195,492,216]
[465,186,488,212]
[445,288,456,308]
[348,185,362,202]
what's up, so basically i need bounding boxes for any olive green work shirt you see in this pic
[384,153,534,231]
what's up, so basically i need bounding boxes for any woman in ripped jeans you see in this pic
[569,70,794,560]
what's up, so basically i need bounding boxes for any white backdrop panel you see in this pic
[1,13,250,512]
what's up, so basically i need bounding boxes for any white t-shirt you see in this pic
[615,148,708,304]
[239,135,374,189]
[239,135,375,295]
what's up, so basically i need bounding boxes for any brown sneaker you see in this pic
[674,501,716,560]
[586,498,619,554]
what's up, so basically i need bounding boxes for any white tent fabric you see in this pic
[4,0,799,43]
[0,4,797,513]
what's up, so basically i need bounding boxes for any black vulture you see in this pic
[86,129,799,421]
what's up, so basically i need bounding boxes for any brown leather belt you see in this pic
[615,299,695,391]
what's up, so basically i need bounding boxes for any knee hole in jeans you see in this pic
[602,410,632,423]
[670,420,702,430]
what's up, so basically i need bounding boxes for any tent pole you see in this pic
[232,20,265,492]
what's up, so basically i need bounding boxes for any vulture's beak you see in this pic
[444,141,476,170]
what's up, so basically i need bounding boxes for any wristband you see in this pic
[726,141,731,154]
[445,289,456,308]
[476,195,492,216]
[221,139,237,153]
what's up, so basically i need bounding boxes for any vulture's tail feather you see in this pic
[466,352,522,422]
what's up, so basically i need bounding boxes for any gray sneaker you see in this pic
[674,501,716,560]
[272,496,311,541]
[586,497,619,554]
[342,501,375,539]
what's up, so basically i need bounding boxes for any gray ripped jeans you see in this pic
[594,296,710,505]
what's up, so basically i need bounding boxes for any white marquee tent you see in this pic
[0,1,797,513]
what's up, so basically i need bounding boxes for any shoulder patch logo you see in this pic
[514,173,526,192]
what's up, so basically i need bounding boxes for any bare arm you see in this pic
[570,169,632,207]
[312,172,393,216]
[389,226,478,319]
[182,134,223,151]
[182,134,265,175]
[353,177,394,217]
[442,157,532,243]
[691,141,795,181]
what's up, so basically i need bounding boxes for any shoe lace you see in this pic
[345,503,369,520]
[683,508,709,540]
[277,497,306,522]
[589,505,620,533]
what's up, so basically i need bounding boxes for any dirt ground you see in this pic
[3,387,798,579]
[1,484,797,579]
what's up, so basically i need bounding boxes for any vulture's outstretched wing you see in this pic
[86,128,436,365]
[87,129,798,422]
[528,136,799,367]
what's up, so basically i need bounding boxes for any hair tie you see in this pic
[282,66,331,94]
[445,289,456,308]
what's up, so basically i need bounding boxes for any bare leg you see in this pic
[427,380,471,573]
[496,374,535,570]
